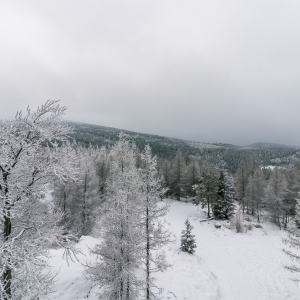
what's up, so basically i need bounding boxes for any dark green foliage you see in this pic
[180,219,197,254]
[68,122,299,174]
[193,162,219,218]
[212,171,235,220]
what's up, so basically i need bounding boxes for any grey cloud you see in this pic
[1,0,300,146]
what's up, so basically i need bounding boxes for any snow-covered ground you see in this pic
[47,200,300,300]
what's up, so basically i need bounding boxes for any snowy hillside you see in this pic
[47,200,299,300]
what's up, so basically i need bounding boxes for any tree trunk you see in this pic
[3,171,12,299]
[146,204,150,300]
[3,211,12,299]
[82,173,88,235]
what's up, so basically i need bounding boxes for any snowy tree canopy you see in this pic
[0,100,79,299]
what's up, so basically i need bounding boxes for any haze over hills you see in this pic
[247,142,300,149]
[68,121,300,173]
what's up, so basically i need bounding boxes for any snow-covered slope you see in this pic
[47,200,299,300]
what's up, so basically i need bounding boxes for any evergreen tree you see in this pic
[180,219,197,254]
[212,171,235,220]
[193,162,219,218]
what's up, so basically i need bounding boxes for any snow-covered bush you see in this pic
[230,206,244,233]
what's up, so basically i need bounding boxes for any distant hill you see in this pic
[247,142,300,149]
[68,122,300,173]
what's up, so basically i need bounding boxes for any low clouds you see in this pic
[1,0,300,146]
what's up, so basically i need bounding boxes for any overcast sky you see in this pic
[1,1,300,146]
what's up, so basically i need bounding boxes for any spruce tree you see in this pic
[180,219,197,254]
[213,171,235,220]
[193,162,219,218]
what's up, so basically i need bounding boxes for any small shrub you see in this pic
[230,206,244,233]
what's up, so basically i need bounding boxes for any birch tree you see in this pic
[0,100,79,299]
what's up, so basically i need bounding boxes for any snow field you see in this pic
[163,199,299,300]
[47,199,300,300]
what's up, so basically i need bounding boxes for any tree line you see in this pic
[235,157,300,229]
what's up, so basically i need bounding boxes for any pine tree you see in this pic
[193,162,219,218]
[180,219,197,254]
[213,171,235,220]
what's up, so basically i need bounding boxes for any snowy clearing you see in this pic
[47,199,300,300]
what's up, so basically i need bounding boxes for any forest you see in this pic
[1,101,300,299]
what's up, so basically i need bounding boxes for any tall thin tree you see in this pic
[140,145,170,300]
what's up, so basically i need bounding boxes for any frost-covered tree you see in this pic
[170,151,186,200]
[75,147,99,235]
[231,205,244,233]
[180,219,196,254]
[95,146,110,202]
[283,199,300,280]
[140,145,170,300]
[193,162,219,218]
[0,100,78,299]
[212,171,235,220]
[235,161,249,213]
[86,135,144,300]
[52,145,100,236]
[265,167,287,229]
[160,159,172,198]
[245,168,265,222]
[185,157,200,198]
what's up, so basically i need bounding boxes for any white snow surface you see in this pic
[47,199,300,300]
